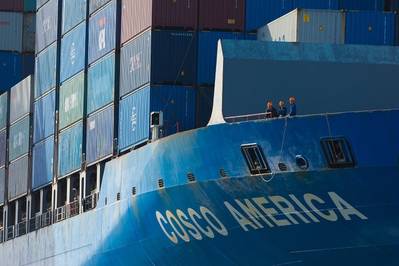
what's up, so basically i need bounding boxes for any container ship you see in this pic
[0,0,398,265]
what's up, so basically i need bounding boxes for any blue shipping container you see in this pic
[293,0,339,9]
[0,92,7,130]
[197,32,246,85]
[36,0,58,53]
[120,30,197,97]
[90,0,111,14]
[119,85,196,151]
[24,0,37,12]
[60,22,86,82]
[33,90,55,143]
[0,130,6,167]
[0,167,4,205]
[339,0,384,11]
[88,0,116,64]
[0,52,33,93]
[58,122,83,177]
[32,136,54,189]
[35,44,57,98]
[345,11,396,46]
[86,105,114,164]
[87,53,115,114]
[8,155,29,200]
[9,76,32,124]
[245,0,292,32]
[9,116,30,161]
[62,0,87,34]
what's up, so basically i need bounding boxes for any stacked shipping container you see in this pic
[0,1,35,92]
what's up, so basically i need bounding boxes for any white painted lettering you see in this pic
[200,207,228,236]
[166,211,190,242]
[188,208,214,239]
[176,209,202,241]
[269,195,310,224]
[304,193,338,222]
[328,192,368,221]
[289,194,320,223]
[224,201,258,231]
[236,198,274,228]
[156,211,178,244]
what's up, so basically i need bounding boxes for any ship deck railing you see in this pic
[0,193,100,244]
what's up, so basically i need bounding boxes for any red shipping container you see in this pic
[121,0,198,44]
[199,0,245,31]
[0,0,23,12]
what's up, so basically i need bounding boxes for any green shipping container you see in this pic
[59,72,84,130]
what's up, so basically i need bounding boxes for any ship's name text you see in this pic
[156,192,368,244]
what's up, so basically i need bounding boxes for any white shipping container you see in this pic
[258,9,345,44]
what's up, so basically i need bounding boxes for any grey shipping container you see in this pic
[33,90,55,143]
[35,43,57,98]
[37,0,50,10]
[86,105,114,164]
[88,0,116,64]
[0,92,7,130]
[90,0,111,14]
[62,0,87,34]
[118,85,196,151]
[36,0,58,53]
[87,53,115,114]
[0,12,23,52]
[0,129,5,167]
[59,72,84,129]
[121,0,199,44]
[60,22,86,82]
[9,76,32,125]
[0,167,4,205]
[23,13,36,52]
[8,155,29,200]
[58,122,83,177]
[9,116,30,161]
[258,9,345,44]
[32,136,54,189]
[120,30,197,97]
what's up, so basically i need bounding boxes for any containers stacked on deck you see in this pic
[119,0,199,150]
[86,0,117,166]
[7,76,33,202]
[32,0,57,188]
[258,8,396,46]
[0,0,36,93]
[0,92,8,205]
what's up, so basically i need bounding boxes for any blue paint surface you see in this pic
[58,122,83,177]
[62,0,86,34]
[34,44,57,99]
[32,136,54,190]
[33,89,55,144]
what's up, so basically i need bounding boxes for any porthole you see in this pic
[278,162,288,171]
[295,155,309,170]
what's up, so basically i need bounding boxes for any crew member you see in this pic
[266,101,278,118]
[278,100,287,117]
[289,97,297,116]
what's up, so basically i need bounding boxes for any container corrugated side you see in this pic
[36,0,58,53]
[24,0,36,12]
[120,30,151,97]
[9,116,30,161]
[8,155,29,200]
[10,76,32,124]
[34,44,57,98]
[60,22,86,82]
[0,12,23,52]
[196,86,214,127]
[118,85,196,151]
[258,9,345,44]
[87,53,115,114]
[339,0,384,11]
[58,122,83,177]
[89,0,111,14]
[121,0,198,44]
[23,13,36,52]
[32,136,54,189]
[199,0,245,31]
[292,0,339,9]
[86,105,113,164]
[0,0,24,12]
[0,168,4,205]
[345,11,396,45]
[0,129,6,167]
[33,90,55,143]
[62,0,87,34]
[0,92,7,130]
[88,0,116,64]
[59,72,84,129]
[197,31,245,85]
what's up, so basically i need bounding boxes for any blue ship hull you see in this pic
[0,110,398,265]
